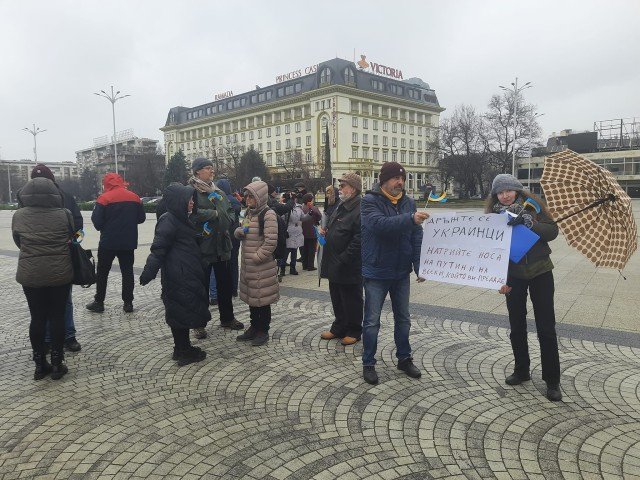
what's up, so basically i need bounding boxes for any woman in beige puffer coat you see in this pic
[12,177,74,380]
[234,180,279,346]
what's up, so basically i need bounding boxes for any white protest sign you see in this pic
[419,212,511,289]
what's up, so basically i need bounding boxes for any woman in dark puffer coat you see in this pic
[140,184,211,366]
[12,177,74,380]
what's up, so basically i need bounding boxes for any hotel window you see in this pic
[392,150,397,162]
[401,138,406,148]
[295,83,302,93]
[417,153,423,165]
[226,135,230,144]
[401,124,406,134]
[352,147,359,158]
[417,140,422,150]
[266,128,271,138]
[363,134,369,144]
[409,139,414,149]
[233,134,238,142]
[266,91,272,100]
[295,122,301,133]
[373,149,379,162]
[322,132,328,144]
[296,137,301,148]
[276,126,281,136]
[344,67,355,84]
[257,143,262,152]
[352,132,358,143]
[362,147,370,159]
[276,140,281,150]
[418,127,423,136]
[315,101,320,111]
[392,123,398,133]
[249,131,254,140]
[277,87,284,97]
[383,150,389,162]
[373,135,378,145]
[306,136,311,146]
[267,154,273,166]
[409,152,415,164]
[258,130,263,139]
[363,118,368,129]
[306,120,311,131]
[383,136,388,146]
[409,126,415,135]
[306,151,312,162]
[286,139,291,149]
[321,117,328,127]
[285,84,294,95]
[371,79,384,91]
[373,120,378,130]
[241,132,246,141]
[277,153,283,166]
[285,124,290,134]
[383,121,388,132]
[401,151,406,163]
[352,117,358,127]
[320,67,332,84]
[267,142,272,151]
[392,138,397,147]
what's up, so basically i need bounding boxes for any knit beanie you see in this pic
[491,174,524,195]
[31,164,55,182]
[339,172,362,193]
[192,157,213,173]
[378,162,406,185]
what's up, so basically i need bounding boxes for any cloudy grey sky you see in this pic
[1,0,639,163]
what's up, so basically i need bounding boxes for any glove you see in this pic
[507,203,524,215]
[507,212,534,229]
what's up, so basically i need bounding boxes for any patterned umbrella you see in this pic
[540,150,637,270]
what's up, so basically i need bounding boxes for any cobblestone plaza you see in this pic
[1,209,639,479]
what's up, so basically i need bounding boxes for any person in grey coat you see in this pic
[277,194,310,279]
[12,177,74,380]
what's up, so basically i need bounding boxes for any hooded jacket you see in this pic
[91,173,146,250]
[140,184,211,329]
[216,178,241,249]
[234,181,279,307]
[360,183,423,280]
[12,178,74,287]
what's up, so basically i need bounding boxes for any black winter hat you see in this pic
[192,157,213,173]
[378,161,406,185]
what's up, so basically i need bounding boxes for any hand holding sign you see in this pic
[413,211,429,225]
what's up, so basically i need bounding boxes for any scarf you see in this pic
[189,175,215,194]
[381,188,403,205]
[491,193,525,214]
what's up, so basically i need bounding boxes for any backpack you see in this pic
[258,208,289,260]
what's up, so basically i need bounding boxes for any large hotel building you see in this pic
[161,57,444,194]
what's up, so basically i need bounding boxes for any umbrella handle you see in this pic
[555,194,616,223]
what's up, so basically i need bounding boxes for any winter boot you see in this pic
[33,352,52,380]
[174,346,207,366]
[50,350,68,380]
[278,266,286,282]
[86,300,104,313]
[251,331,269,346]
[289,268,299,275]
[237,326,257,341]
[397,357,422,378]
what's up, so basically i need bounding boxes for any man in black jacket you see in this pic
[30,164,84,352]
[319,173,363,346]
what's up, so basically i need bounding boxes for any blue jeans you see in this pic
[45,289,76,342]
[362,276,411,366]
[209,269,217,299]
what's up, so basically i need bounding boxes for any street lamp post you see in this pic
[526,112,545,191]
[22,124,47,163]
[94,86,130,174]
[499,77,532,177]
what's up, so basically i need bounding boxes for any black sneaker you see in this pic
[237,326,257,341]
[251,332,269,346]
[289,269,299,276]
[546,383,562,402]
[221,318,244,330]
[64,337,82,352]
[505,372,531,386]
[363,366,379,385]
[123,302,134,313]
[86,300,104,313]
[398,357,422,378]
[174,346,206,366]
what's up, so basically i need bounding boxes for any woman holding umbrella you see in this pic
[485,174,562,402]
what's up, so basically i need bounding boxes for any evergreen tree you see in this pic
[163,150,189,187]
[235,148,269,189]
[79,168,99,201]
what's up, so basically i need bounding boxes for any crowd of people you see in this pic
[11,160,562,402]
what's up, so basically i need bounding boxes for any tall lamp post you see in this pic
[499,77,532,177]
[22,124,47,163]
[94,86,130,174]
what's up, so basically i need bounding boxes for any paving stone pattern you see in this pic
[0,255,639,479]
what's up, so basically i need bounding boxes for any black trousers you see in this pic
[171,326,191,350]
[329,281,363,339]
[506,270,560,385]
[95,248,135,303]
[249,305,272,333]
[230,244,240,296]
[209,260,234,324]
[302,238,317,270]
[23,284,71,354]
